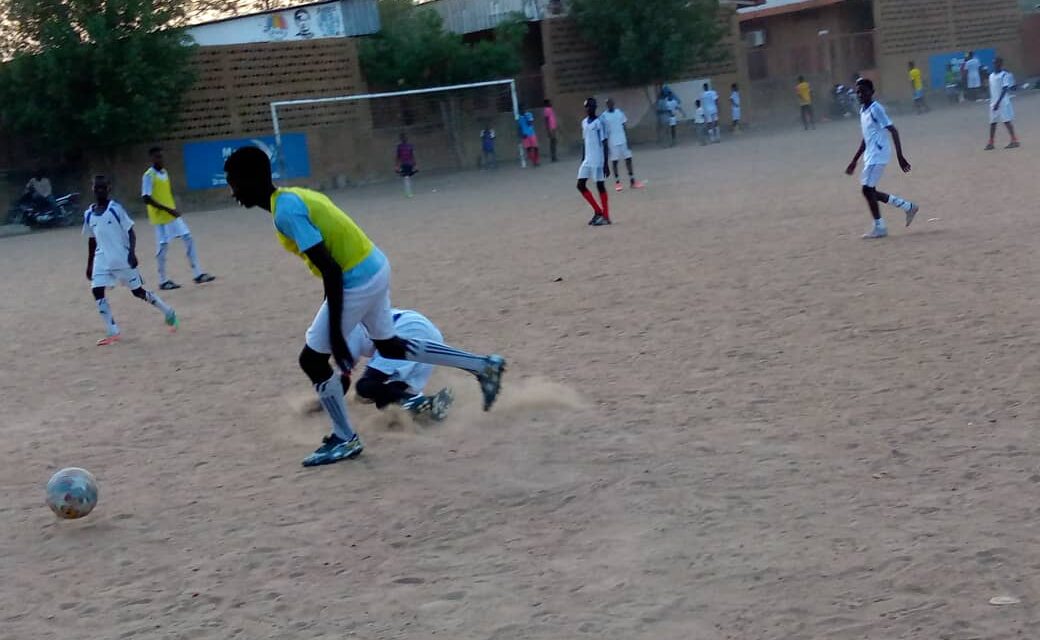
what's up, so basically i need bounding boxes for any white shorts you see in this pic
[577,162,605,182]
[347,310,443,394]
[668,116,678,127]
[990,101,1014,124]
[154,218,191,245]
[861,164,885,188]
[92,267,144,290]
[706,110,719,123]
[609,143,632,162]
[305,262,396,359]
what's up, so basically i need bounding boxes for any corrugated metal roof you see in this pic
[738,0,846,20]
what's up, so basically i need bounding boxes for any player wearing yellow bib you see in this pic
[907,61,930,115]
[141,147,216,290]
[223,146,506,467]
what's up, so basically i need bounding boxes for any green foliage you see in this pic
[569,0,727,89]
[360,0,525,90]
[0,0,197,155]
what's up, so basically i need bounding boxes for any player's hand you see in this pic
[845,161,856,176]
[128,253,139,269]
[604,165,611,178]
[898,155,911,173]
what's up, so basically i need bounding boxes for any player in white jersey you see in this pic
[844,78,920,239]
[601,99,645,192]
[702,83,720,143]
[985,57,1020,151]
[346,309,454,421]
[576,97,612,226]
[84,176,178,346]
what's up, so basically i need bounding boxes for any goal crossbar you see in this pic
[270,78,524,170]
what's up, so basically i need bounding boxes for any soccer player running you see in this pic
[844,78,920,239]
[395,134,417,198]
[576,97,611,226]
[600,98,645,192]
[142,147,216,290]
[908,61,930,114]
[85,175,178,346]
[985,57,1020,151]
[223,146,506,467]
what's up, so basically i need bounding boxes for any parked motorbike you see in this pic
[6,192,80,228]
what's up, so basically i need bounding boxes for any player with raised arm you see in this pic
[85,176,178,346]
[223,146,506,467]
[844,78,920,239]
[576,97,612,226]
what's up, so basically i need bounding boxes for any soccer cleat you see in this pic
[96,334,121,346]
[588,214,603,226]
[862,226,888,239]
[400,394,432,417]
[301,434,364,467]
[631,179,646,189]
[193,273,216,284]
[905,203,919,228]
[984,143,995,151]
[591,216,612,226]
[165,310,179,332]
[477,355,506,411]
[614,181,623,192]
[1006,141,1021,149]
[159,280,181,290]
[428,388,455,422]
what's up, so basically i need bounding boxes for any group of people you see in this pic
[657,84,741,147]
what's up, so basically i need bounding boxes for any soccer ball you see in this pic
[46,467,99,519]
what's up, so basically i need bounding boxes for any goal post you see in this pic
[270,78,525,180]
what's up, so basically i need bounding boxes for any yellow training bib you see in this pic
[271,187,374,278]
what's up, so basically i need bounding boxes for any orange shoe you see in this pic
[631,180,646,189]
[96,334,121,346]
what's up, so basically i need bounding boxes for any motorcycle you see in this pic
[6,192,80,228]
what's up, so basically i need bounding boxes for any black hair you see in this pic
[224,146,272,180]
[148,146,162,156]
[856,77,874,92]
[543,98,552,106]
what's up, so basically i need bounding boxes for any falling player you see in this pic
[844,78,919,239]
[600,98,645,192]
[223,146,506,467]
[985,57,1020,151]
[85,175,178,345]
[141,146,216,290]
[576,97,611,226]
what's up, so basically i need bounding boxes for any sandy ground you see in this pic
[3,96,1040,640]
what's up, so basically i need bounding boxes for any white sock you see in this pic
[183,234,202,278]
[876,218,887,229]
[887,195,913,212]
[316,374,356,441]
[96,299,119,335]
[403,177,413,197]
[403,339,489,375]
[144,290,172,315]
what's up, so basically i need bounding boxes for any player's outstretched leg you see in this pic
[612,160,622,191]
[93,287,121,346]
[298,346,364,467]
[372,337,506,411]
[577,178,603,225]
[626,158,644,189]
[1005,122,1020,149]
[875,189,919,228]
[131,286,178,331]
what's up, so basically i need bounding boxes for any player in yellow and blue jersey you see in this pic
[223,146,506,467]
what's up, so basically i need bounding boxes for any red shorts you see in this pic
[522,135,538,149]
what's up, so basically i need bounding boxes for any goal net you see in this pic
[271,79,524,183]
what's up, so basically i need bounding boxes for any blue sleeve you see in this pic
[273,193,323,252]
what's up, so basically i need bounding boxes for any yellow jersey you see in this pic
[909,67,923,91]
[796,81,812,106]
[142,167,177,226]
[270,187,378,283]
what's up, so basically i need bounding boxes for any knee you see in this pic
[861,185,876,200]
[91,287,105,300]
[299,345,332,384]
[354,376,381,402]
[373,336,409,360]
[596,182,607,193]
[576,180,587,192]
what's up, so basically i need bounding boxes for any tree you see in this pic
[0,0,196,159]
[569,0,727,99]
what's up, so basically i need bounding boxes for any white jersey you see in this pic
[859,100,893,166]
[600,109,628,146]
[702,89,719,115]
[347,309,443,394]
[694,106,706,124]
[965,58,982,88]
[83,200,134,271]
[730,91,741,119]
[581,116,607,167]
[989,69,1013,105]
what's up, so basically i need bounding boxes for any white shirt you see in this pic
[600,109,628,146]
[730,91,741,117]
[989,69,1013,106]
[83,200,134,271]
[702,89,719,114]
[581,116,607,166]
[965,58,982,88]
[347,309,443,394]
[694,106,706,124]
[860,101,893,166]
[140,167,169,197]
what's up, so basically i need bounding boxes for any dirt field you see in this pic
[3,96,1040,640]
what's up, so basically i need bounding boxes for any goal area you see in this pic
[270,79,525,182]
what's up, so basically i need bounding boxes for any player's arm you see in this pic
[846,140,866,175]
[887,125,911,172]
[86,237,96,281]
[304,243,352,372]
[141,195,179,217]
[601,132,610,178]
[993,84,1009,110]
[127,228,139,268]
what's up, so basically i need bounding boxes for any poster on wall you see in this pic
[187,1,349,46]
[183,134,311,191]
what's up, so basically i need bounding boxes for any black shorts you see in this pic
[399,164,415,177]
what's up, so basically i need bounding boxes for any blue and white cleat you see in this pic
[301,434,364,467]
[905,203,919,228]
[477,355,506,411]
[428,388,454,422]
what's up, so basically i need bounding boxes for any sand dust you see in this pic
[3,97,1040,639]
